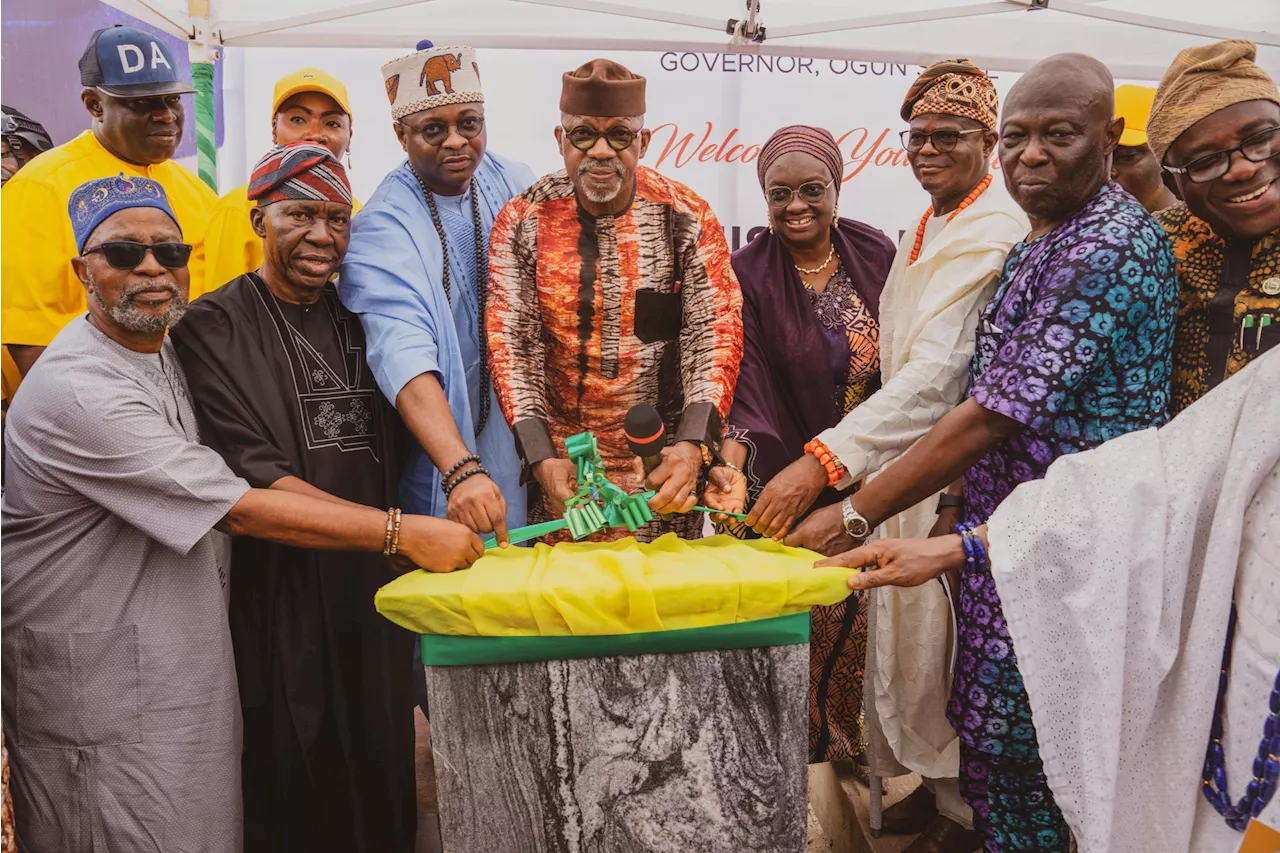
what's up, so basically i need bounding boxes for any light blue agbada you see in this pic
[340,152,535,527]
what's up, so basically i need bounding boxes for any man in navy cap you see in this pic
[1,25,218,380]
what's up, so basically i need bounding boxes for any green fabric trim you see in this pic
[421,611,811,667]
[191,62,217,191]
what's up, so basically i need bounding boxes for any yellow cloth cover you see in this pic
[375,533,856,637]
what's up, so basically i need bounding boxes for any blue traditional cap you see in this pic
[79,25,195,98]
[68,173,180,254]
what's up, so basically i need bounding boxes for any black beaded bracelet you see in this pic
[443,464,490,497]
[442,453,481,484]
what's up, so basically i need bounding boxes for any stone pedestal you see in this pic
[425,642,809,853]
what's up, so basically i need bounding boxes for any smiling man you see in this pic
[0,25,217,377]
[1145,39,1280,413]
[486,59,743,539]
[788,54,1178,852]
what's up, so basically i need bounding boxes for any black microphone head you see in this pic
[624,404,666,457]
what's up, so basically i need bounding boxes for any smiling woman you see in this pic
[706,124,895,764]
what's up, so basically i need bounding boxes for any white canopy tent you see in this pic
[110,0,1279,79]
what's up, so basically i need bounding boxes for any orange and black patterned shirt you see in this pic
[1156,202,1280,414]
[487,166,743,530]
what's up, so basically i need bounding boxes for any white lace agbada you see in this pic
[988,349,1280,853]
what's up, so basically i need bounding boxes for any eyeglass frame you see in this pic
[82,240,193,270]
[396,114,486,147]
[560,124,640,152]
[899,127,985,153]
[764,178,837,208]
[1161,126,1280,184]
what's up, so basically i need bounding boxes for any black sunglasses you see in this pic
[563,125,638,152]
[83,241,193,270]
[398,114,484,146]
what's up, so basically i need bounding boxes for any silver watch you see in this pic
[840,498,871,542]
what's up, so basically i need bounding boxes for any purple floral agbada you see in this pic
[950,181,1178,852]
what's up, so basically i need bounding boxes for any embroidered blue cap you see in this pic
[69,173,181,254]
[79,25,195,98]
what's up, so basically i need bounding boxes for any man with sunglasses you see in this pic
[341,41,535,552]
[487,59,742,540]
[1,25,217,380]
[1146,39,1280,413]
[2,173,482,853]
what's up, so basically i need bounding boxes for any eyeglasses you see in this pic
[398,115,485,146]
[83,241,193,270]
[562,125,638,152]
[766,178,836,208]
[1162,126,1280,184]
[900,128,985,153]
[103,92,184,116]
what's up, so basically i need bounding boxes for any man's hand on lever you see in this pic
[446,465,509,547]
[644,441,704,515]
[532,458,578,519]
[398,514,487,572]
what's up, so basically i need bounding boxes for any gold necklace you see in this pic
[794,244,835,276]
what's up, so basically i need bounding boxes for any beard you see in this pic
[576,159,627,204]
[87,270,188,335]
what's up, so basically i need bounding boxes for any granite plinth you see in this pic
[426,642,809,853]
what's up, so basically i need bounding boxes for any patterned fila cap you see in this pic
[247,141,353,207]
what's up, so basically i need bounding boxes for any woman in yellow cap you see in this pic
[202,68,359,293]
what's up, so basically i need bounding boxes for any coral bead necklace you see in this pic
[908,173,993,265]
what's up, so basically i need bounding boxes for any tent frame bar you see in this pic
[219,0,440,43]
[1045,0,1280,48]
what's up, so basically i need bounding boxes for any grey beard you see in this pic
[576,160,626,204]
[87,270,188,335]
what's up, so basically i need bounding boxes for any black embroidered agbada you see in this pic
[171,273,415,853]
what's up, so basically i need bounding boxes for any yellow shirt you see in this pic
[1,131,218,348]
[203,183,362,293]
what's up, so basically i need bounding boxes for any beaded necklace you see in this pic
[908,173,993,265]
[409,165,491,437]
[1201,604,1280,831]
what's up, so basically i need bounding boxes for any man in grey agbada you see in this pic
[1,174,482,852]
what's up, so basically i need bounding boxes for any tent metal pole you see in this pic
[767,1,1020,39]
[219,0,440,43]
[1045,0,1280,47]
[188,0,219,191]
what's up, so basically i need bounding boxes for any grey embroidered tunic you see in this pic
[1,317,250,853]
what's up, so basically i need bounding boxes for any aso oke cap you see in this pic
[1147,39,1279,162]
[1114,84,1158,148]
[248,141,353,207]
[381,39,483,120]
[272,67,353,119]
[69,173,180,254]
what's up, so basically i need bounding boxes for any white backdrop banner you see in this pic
[225,47,1153,247]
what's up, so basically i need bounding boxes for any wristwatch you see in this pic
[840,497,872,542]
[936,493,965,514]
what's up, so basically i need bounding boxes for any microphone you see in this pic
[624,404,666,478]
